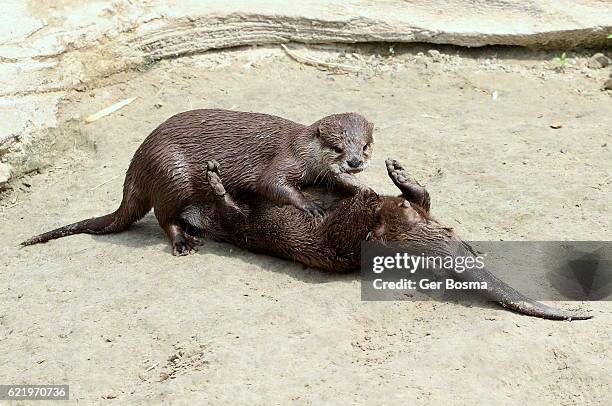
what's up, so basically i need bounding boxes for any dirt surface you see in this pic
[1,45,611,404]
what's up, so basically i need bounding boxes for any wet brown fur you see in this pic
[179,159,590,321]
[21,109,374,255]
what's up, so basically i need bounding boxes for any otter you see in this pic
[21,109,374,255]
[177,159,590,321]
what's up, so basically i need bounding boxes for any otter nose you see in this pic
[347,158,362,168]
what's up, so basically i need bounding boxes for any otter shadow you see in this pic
[92,214,355,285]
[92,215,502,312]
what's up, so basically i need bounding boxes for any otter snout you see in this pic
[340,157,368,174]
[347,158,362,169]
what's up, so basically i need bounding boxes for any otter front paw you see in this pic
[385,158,429,209]
[357,185,378,199]
[355,183,376,195]
[334,173,370,196]
[300,201,325,218]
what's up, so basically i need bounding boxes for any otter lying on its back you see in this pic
[178,159,591,321]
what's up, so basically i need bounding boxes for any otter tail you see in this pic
[453,241,592,320]
[21,176,150,246]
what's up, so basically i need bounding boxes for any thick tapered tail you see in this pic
[21,212,123,246]
[454,241,592,320]
[402,239,592,320]
[457,267,592,320]
[21,175,150,246]
[460,263,592,320]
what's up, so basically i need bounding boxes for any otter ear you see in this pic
[315,123,325,138]
[368,209,386,241]
[366,120,375,135]
[316,119,331,138]
[369,221,385,241]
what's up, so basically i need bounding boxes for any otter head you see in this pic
[314,113,374,175]
[367,198,428,243]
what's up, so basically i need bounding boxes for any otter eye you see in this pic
[333,146,343,154]
[363,143,370,151]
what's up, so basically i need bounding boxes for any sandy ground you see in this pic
[1,45,611,404]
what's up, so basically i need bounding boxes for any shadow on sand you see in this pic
[91,213,503,313]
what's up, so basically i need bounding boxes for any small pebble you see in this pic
[587,53,611,69]
[427,49,441,62]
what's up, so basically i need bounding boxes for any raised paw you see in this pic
[385,158,419,188]
[385,158,412,184]
[204,160,226,196]
[385,158,429,210]
[385,158,406,174]
[207,170,226,197]
[206,160,220,172]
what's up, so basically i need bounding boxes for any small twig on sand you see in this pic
[280,44,361,73]
[85,97,137,123]
[89,175,121,191]
[145,362,160,372]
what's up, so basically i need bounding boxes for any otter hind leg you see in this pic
[172,223,201,256]
[157,220,201,256]
[155,201,202,256]
[385,158,431,212]
[175,160,249,245]
[205,160,226,197]
[205,161,247,221]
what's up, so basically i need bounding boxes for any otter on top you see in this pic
[22,109,374,256]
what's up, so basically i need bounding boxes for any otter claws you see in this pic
[172,233,201,256]
[206,160,220,171]
[205,160,226,196]
[302,201,325,218]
